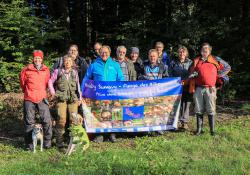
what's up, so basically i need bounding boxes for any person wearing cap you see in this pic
[129,47,144,80]
[20,50,52,151]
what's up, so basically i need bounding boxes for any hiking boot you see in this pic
[25,143,34,151]
[208,115,215,136]
[44,145,52,150]
[109,133,117,143]
[182,123,189,130]
[179,122,189,130]
[195,114,204,135]
[157,130,165,135]
[58,146,67,153]
[93,135,104,143]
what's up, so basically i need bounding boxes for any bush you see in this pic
[0,61,24,92]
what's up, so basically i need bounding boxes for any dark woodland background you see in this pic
[0,0,249,100]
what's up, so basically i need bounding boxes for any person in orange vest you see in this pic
[189,43,230,136]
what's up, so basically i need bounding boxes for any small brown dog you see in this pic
[32,124,43,153]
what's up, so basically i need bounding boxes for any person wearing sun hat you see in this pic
[20,50,52,151]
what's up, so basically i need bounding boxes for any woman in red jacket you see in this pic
[20,50,52,150]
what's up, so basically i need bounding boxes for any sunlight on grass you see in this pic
[0,117,249,175]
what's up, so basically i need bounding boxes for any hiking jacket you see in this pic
[189,55,225,91]
[159,51,171,67]
[169,58,193,80]
[115,57,137,81]
[132,57,144,80]
[20,64,50,103]
[81,57,124,90]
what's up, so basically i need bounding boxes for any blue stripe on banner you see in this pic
[82,77,182,100]
[86,125,176,133]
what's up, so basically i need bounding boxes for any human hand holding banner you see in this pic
[82,78,182,133]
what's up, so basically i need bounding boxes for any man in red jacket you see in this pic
[20,50,52,150]
[190,43,227,136]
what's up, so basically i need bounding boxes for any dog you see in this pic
[65,113,90,156]
[32,124,43,153]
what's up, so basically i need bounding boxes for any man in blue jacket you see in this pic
[81,45,124,143]
[155,41,171,67]
[81,45,124,87]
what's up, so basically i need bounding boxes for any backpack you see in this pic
[189,55,229,93]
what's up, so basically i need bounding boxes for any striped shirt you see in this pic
[118,61,129,81]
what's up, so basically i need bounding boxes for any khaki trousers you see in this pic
[55,101,78,147]
[193,87,217,115]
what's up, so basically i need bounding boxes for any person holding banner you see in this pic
[81,45,124,142]
[189,43,230,136]
[169,46,193,130]
[49,54,82,151]
[139,49,169,135]
[139,49,169,80]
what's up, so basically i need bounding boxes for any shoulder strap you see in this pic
[59,57,64,68]
[207,55,221,70]
[57,68,63,80]
[193,57,200,67]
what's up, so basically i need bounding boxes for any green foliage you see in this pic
[241,103,250,111]
[0,0,67,63]
[0,0,66,92]
[0,0,42,63]
[0,61,24,92]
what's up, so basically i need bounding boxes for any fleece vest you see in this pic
[195,60,218,87]
[189,55,223,93]
[56,70,78,103]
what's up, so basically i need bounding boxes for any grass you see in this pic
[0,116,249,175]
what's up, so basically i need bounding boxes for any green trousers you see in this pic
[55,101,78,147]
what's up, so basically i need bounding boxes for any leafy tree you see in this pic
[0,0,67,92]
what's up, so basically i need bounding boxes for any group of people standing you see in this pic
[19,41,231,151]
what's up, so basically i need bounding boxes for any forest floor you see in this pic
[0,93,249,175]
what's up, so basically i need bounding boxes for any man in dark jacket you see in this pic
[129,47,144,80]
[52,44,88,85]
